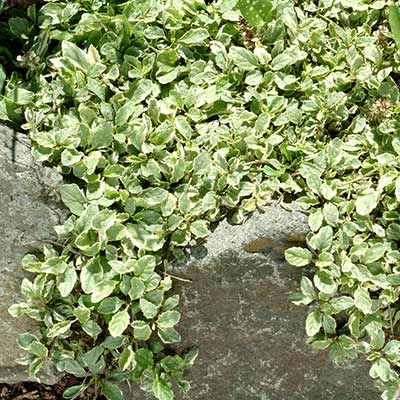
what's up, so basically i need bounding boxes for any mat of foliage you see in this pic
[2,0,400,399]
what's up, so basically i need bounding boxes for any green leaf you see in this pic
[57,266,78,297]
[9,88,33,105]
[138,188,169,208]
[73,306,90,324]
[29,358,44,378]
[132,320,152,341]
[314,270,337,295]
[305,310,321,336]
[116,100,138,126]
[382,383,400,400]
[18,333,39,350]
[189,220,210,238]
[0,65,5,93]
[361,243,386,264]
[82,320,102,341]
[8,303,33,318]
[90,121,113,149]
[300,277,316,301]
[354,286,372,315]
[60,184,86,216]
[140,298,159,319]
[177,379,191,393]
[109,308,130,337]
[308,209,323,232]
[109,259,135,274]
[238,0,273,29]
[366,321,385,350]
[128,277,146,300]
[29,341,48,358]
[47,320,74,338]
[160,355,186,373]
[170,229,190,246]
[179,28,209,45]
[63,384,89,400]
[348,312,361,337]
[355,191,379,216]
[384,340,400,363]
[75,229,101,256]
[83,151,102,174]
[133,348,154,378]
[126,224,165,252]
[395,177,400,202]
[285,247,313,267]
[370,358,397,383]
[157,311,181,329]
[175,116,193,140]
[308,226,333,252]
[183,347,199,368]
[323,203,339,227]
[320,183,336,201]
[163,295,180,312]
[322,314,337,335]
[158,327,181,344]
[193,152,212,174]
[41,257,68,275]
[98,297,125,315]
[62,41,89,71]
[131,79,154,104]
[62,359,86,377]
[8,17,31,39]
[83,346,104,371]
[101,382,124,400]
[389,5,400,50]
[102,336,125,350]
[61,148,83,166]
[133,255,157,278]
[153,373,174,400]
[229,46,259,71]
[118,346,135,371]
[80,258,104,294]
[330,296,354,312]
[271,46,307,71]
[91,280,117,303]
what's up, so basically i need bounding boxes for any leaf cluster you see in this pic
[0,0,49,127]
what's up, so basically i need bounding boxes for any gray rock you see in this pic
[0,125,65,384]
[128,206,380,400]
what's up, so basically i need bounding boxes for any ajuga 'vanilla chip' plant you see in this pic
[2,0,400,399]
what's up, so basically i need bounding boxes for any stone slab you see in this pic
[0,125,65,384]
[128,206,380,400]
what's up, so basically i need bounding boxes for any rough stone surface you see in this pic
[128,206,380,400]
[0,125,65,384]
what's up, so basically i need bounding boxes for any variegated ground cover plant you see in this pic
[2,0,400,399]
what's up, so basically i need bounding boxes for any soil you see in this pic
[0,376,106,400]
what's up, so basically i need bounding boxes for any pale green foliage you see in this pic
[3,0,400,399]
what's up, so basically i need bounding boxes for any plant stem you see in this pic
[164,273,192,283]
